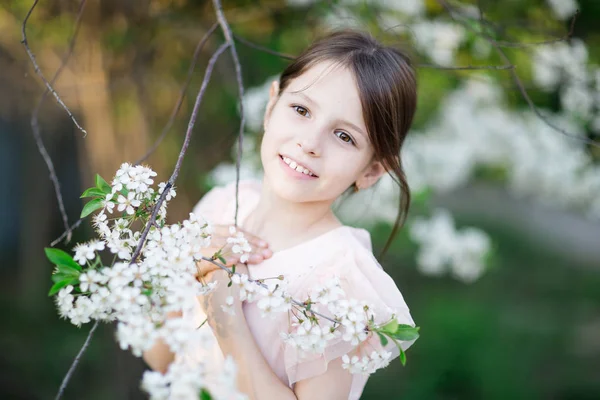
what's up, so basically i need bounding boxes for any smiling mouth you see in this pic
[279,155,318,177]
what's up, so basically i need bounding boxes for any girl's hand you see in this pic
[199,263,249,321]
[195,224,271,280]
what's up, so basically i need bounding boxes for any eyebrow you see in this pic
[289,92,367,138]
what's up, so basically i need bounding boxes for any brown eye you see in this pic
[292,105,310,117]
[335,131,355,145]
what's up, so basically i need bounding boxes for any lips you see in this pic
[279,154,318,177]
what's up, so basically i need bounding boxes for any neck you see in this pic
[242,177,341,249]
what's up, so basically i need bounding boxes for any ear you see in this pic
[356,159,387,190]
[263,80,280,132]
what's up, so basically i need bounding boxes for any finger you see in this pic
[261,248,273,259]
[247,253,264,264]
[216,224,269,248]
[237,227,269,248]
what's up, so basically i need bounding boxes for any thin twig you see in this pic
[55,321,99,400]
[50,219,84,247]
[30,0,88,244]
[417,63,514,71]
[129,43,231,265]
[213,0,246,227]
[232,33,296,60]
[199,257,339,325]
[135,22,219,165]
[495,10,579,49]
[21,0,88,137]
[437,0,599,148]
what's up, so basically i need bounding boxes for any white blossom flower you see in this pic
[103,198,115,214]
[409,209,491,283]
[117,192,141,215]
[56,285,74,317]
[546,0,578,20]
[73,240,105,265]
[158,182,177,201]
[231,273,259,302]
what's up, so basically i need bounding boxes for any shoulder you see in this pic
[295,226,414,327]
[282,226,417,384]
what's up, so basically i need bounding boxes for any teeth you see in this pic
[281,155,316,177]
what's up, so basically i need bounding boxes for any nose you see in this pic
[296,129,322,157]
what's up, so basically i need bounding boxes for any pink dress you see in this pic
[185,179,417,399]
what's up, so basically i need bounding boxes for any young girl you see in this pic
[144,28,418,399]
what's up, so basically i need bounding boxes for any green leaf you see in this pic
[217,256,226,265]
[399,348,407,366]
[381,319,398,334]
[80,198,104,218]
[199,388,213,400]
[227,280,232,287]
[95,174,111,193]
[391,324,420,341]
[80,187,106,198]
[377,332,388,347]
[45,248,82,271]
[51,272,80,283]
[48,279,76,296]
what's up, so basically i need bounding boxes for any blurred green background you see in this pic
[1,0,599,399]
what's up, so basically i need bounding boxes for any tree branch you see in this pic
[437,0,599,148]
[233,33,296,60]
[28,0,87,244]
[135,22,219,165]
[417,63,514,71]
[495,10,579,49]
[55,321,99,400]
[213,0,246,228]
[21,0,88,137]
[129,42,231,265]
[199,257,339,325]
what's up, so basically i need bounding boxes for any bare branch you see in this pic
[199,257,339,325]
[437,0,599,148]
[50,219,83,248]
[232,33,514,71]
[21,0,88,137]
[55,321,99,400]
[135,22,220,165]
[233,33,296,60]
[417,63,515,71]
[213,0,246,227]
[129,43,231,265]
[29,0,87,244]
[495,10,579,49]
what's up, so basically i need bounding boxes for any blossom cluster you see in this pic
[409,209,491,283]
[232,274,412,374]
[49,163,243,399]
[48,164,418,399]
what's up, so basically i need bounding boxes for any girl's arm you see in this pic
[142,337,175,374]
[202,270,353,400]
[142,311,181,373]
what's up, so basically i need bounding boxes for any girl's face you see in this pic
[260,60,386,204]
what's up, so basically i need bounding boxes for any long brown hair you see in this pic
[275,28,418,259]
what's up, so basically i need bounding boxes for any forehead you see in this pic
[284,60,364,118]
